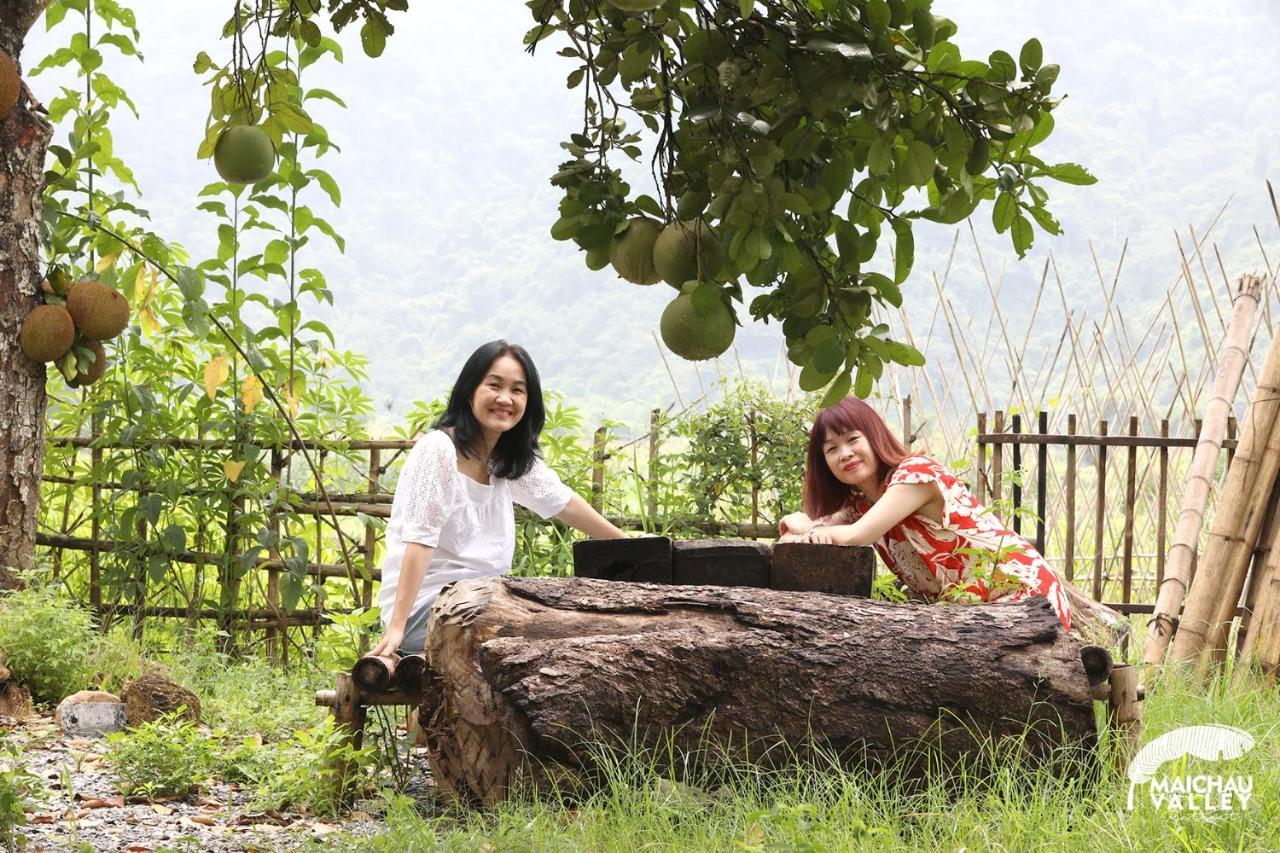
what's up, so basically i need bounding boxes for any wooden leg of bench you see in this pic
[1107,663,1142,768]
[333,673,367,799]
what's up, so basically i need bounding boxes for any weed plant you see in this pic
[106,712,215,799]
[0,733,43,853]
[0,585,96,704]
[322,667,1279,852]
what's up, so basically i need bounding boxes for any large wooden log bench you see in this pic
[317,538,1141,805]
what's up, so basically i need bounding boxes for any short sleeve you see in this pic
[395,431,459,547]
[508,457,573,519]
[886,455,960,523]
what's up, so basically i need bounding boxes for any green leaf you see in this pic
[1011,213,1034,257]
[1019,38,1043,75]
[987,50,1016,83]
[360,20,387,58]
[804,39,873,61]
[811,337,845,374]
[891,218,913,284]
[992,191,1015,233]
[550,216,579,241]
[799,361,836,393]
[863,272,901,308]
[822,370,852,406]
[868,136,894,177]
[885,341,926,366]
[1026,112,1055,147]
[1044,162,1097,185]
[739,0,754,17]
[1027,204,1062,235]
[903,140,935,187]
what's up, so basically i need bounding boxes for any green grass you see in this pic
[324,667,1279,852]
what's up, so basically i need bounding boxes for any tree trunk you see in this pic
[423,577,1099,806]
[0,1,54,588]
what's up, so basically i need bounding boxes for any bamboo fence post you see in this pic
[992,411,1005,504]
[1143,273,1263,667]
[1108,664,1142,768]
[1065,414,1077,582]
[1123,416,1138,606]
[976,412,987,504]
[903,394,913,451]
[89,412,103,617]
[591,426,606,512]
[647,409,660,522]
[361,448,381,656]
[266,449,285,663]
[131,476,150,643]
[748,407,760,534]
[1235,481,1280,661]
[1170,323,1280,671]
[1036,410,1047,554]
[1012,413,1023,535]
[1235,495,1280,683]
[1094,419,1108,602]
[1156,419,1169,592]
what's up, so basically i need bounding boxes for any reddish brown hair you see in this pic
[803,397,908,518]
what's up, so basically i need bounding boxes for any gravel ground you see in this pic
[4,713,436,852]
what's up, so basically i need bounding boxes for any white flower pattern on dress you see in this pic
[843,454,1072,629]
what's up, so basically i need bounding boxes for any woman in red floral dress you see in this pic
[778,397,1072,630]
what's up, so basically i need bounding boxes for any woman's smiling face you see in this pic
[470,354,527,440]
[823,427,878,491]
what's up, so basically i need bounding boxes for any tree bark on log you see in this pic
[423,577,1098,806]
[0,0,55,588]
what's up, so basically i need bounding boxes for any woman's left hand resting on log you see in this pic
[778,482,939,546]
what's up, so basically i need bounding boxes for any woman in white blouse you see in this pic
[371,341,626,656]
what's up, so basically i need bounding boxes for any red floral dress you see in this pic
[828,454,1072,630]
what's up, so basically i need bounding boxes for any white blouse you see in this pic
[378,429,573,628]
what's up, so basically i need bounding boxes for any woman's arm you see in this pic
[556,493,627,539]
[806,482,940,546]
[370,541,434,656]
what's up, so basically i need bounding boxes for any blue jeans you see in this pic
[397,604,432,656]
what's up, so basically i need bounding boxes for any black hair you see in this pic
[433,340,546,480]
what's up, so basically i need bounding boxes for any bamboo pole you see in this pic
[1143,274,1263,666]
[1169,280,1280,671]
[1235,491,1280,683]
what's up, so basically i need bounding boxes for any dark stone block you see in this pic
[770,543,874,597]
[573,536,673,583]
[671,538,771,588]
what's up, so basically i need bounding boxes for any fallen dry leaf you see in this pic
[31,814,57,825]
[77,795,125,809]
[151,803,174,816]
[233,810,292,827]
[188,814,218,827]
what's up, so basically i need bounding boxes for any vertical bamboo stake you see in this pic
[992,410,1005,504]
[132,477,150,643]
[1012,413,1023,535]
[89,412,103,617]
[1094,419,1108,602]
[976,412,988,504]
[902,394,913,451]
[1123,416,1138,606]
[748,407,760,534]
[647,409,660,523]
[1235,481,1280,660]
[361,447,381,656]
[591,426,607,513]
[1036,410,1047,554]
[1065,414,1077,582]
[1171,321,1280,671]
[265,452,282,662]
[1144,274,1263,666]
[1157,419,1169,591]
[1235,493,1280,683]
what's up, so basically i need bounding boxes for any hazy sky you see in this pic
[24,1,1280,430]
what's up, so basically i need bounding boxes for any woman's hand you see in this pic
[778,511,814,538]
[370,625,405,658]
